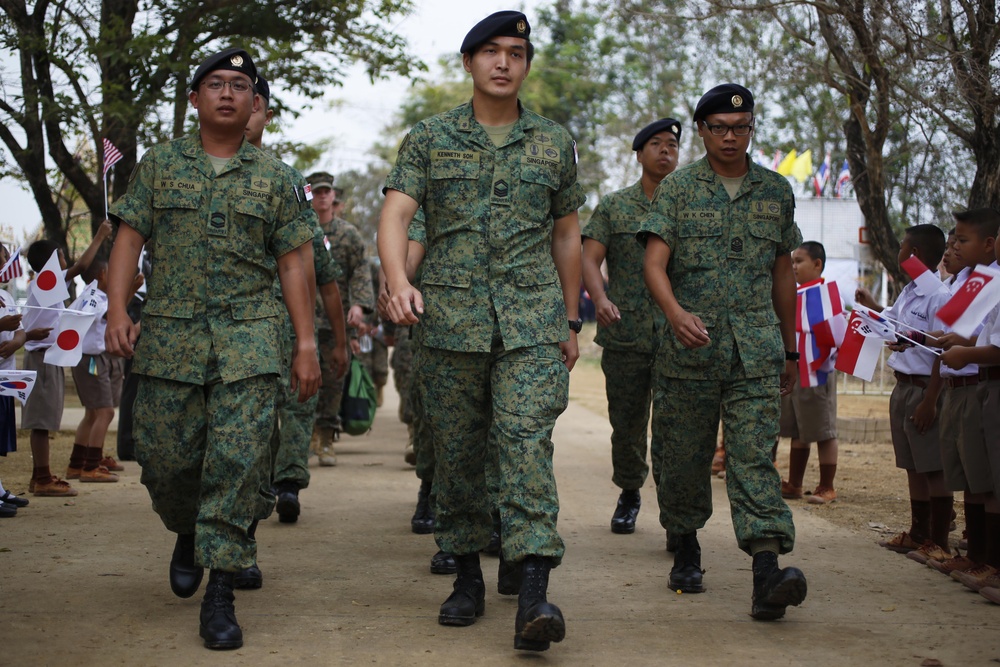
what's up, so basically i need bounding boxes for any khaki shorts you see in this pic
[939,382,992,493]
[20,348,65,431]
[779,372,837,442]
[977,380,1000,495]
[888,375,943,473]
[71,353,125,409]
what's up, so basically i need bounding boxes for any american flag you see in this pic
[0,246,23,283]
[103,138,123,178]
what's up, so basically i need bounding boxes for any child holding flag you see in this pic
[855,225,952,558]
[0,242,29,516]
[779,242,844,504]
[21,223,112,496]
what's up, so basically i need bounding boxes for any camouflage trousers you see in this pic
[651,370,795,555]
[601,348,660,491]
[391,327,416,425]
[134,372,278,571]
[315,327,346,430]
[417,340,567,564]
[271,329,320,489]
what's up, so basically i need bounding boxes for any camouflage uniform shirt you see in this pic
[582,179,664,354]
[317,217,373,332]
[384,101,586,352]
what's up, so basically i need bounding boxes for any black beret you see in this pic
[693,83,754,122]
[460,11,530,54]
[306,171,335,190]
[255,74,270,104]
[190,47,257,91]
[632,118,683,151]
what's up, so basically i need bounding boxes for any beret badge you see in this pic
[231,55,244,67]
[517,19,526,33]
[731,94,743,107]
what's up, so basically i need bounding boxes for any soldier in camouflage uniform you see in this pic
[307,174,374,464]
[378,12,584,651]
[582,118,680,536]
[357,258,389,405]
[638,83,807,621]
[105,49,320,649]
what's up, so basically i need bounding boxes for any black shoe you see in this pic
[666,531,679,553]
[199,570,243,650]
[610,489,641,534]
[170,533,204,598]
[275,484,300,524]
[438,553,485,626]
[750,551,807,620]
[411,479,434,534]
[233,563,263,590]
[497,552,521,595]
[668,532,704,593]
[0,491,29,508]
[514,556,565,651]
[430,550,457,575]
[0,502,16,518]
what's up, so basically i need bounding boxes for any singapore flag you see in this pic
[43,309,97,367]
[936,264,1000,338]
[30,249,70,307]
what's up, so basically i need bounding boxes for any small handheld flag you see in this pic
[835,311,884,381]
[901,254,949,296]
[834,159,851,197]
[43,310,97,367]
[0,370,37,405]
[0,246,23,283]
[103,138,123,178]
[936,264,1000,338]
[30,249,70,307]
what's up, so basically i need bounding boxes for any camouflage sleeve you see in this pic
[581,195,612,245]
[346,226,375,312]
[777,180,802,255]
[407,208,427,246]
[383,126,430,204]
[268,167,314,258]
[312,222,343,286]
[551,133,586,219]
[636,179,676,249]
[108,149,156,239]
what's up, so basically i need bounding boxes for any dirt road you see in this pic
[2,384,996,666]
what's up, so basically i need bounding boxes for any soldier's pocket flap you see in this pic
[520,163,560,190]
[152,189,200,210]
[514,265,559,287]
[230,299,282,321]
[144,298,194,319]
[610,215,638,236]
[421,264,471,288]
[430,160,480,181]
[233,196,269,220]
[748,220,781,242]
[679,220,724,238]
[741,309,779,326]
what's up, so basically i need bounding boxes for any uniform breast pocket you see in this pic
[676,220,724,270]
[429,159,480,220]
[231,198,268,262]
[152,189,201,246]
[514,164,560,231]
[747,220,781,263]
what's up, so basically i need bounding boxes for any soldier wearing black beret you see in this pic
[189,47,258,92]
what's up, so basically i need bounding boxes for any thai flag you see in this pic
[30,249,70,307]
[834,159,851,197]
[0,246,23,283]
[901,254,948,295]
[813,152,831,197]
[835,310,884,381]
[796,279,847,386]
[936,264,1000,337]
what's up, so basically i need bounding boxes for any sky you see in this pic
[0,0,539,244]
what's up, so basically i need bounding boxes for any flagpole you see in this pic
[103,172,109,220]
[894,331,942,356]
[873,311,942,341]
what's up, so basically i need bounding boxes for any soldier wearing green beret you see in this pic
[582,118,681,537]
[378,10,584,652]
[105,48,320,650]
[638,83,809,620]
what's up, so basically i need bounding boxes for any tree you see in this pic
[0,0,422,258]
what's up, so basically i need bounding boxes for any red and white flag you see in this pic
[835,311,884,381]
[0,370,36,405]
[936,264,1000,338]
[30,250,70,307]
[43,310,97,367]
[0,246,23,283]
[901,254,948,296]
[103,138,123,178]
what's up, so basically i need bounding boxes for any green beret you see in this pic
[461,11,530,54]
[632,118,682,151]
[190,47,257,91]
[693,84,754,122]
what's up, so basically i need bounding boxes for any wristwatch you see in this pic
[785,350,800,361]
[568,318,584,333]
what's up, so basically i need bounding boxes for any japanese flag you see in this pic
[30,249,70,307]
[834,311,884,382]
[44,310,97,367]
[0,370,36,405]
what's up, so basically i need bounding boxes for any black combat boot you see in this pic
[411,479,434,534]
[199,570,243,649]
[234,521,263,590]
[497,550,521,595]
[430,550,457,574]
[610,489,641,534]
[668,532,705,593]
[275,483,301,524]
[438,553,486,626]
[514,556,565,651]
[169,533,204,598]
[750,551,807,620]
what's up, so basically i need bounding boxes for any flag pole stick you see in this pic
[866,310,942,341]
[103,172,109,220]
[894,331,942,356]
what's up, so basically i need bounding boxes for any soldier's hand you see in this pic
[779,360,796,396]
[669,310,710,349]
[332,344,348,380]
[386,281,423,325]
[347,304,365,329]
[376,283,391,321]
[105,311,138,358]
[290,343,321,403]
[594,298,621,328]
[560,334,579,371]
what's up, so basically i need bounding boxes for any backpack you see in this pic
[339,356,377,435]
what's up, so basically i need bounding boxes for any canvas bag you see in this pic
[339,356,377,435]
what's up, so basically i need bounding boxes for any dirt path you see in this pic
[2,376,997,666]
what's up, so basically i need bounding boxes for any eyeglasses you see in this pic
[201,79,252,93]
[701,122,754,137]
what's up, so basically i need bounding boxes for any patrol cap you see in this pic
[307,171,335,191]
[693,83,754,122]
[460,11,530,54]
[190,47,258,91]
[632,118,682,151]
[255,74,270,104]
[333,187,345,200]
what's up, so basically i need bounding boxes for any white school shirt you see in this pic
[79,289,109,356]
[884,277,951,376]
[0,289,22,371]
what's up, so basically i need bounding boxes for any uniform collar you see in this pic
[182,134,257,176]
[456,100,537,146]
[691,154,765,184]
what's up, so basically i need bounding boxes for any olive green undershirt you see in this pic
[482,121,517,147]
[720,174,747,200]
[207,154,229,175]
